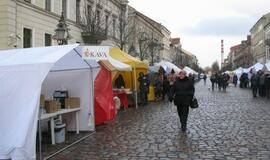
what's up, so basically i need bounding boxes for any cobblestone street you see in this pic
[51,80,270,160]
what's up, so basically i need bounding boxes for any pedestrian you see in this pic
[138,72,150,106]
[169,70,195,132]
[265,73,270,99]
[203,74,207,85]
[210,74,216,91]
[233,74,238,87]
[250,73,259,97]
[154,74,163,101]
[168,69,177,88]
[188,73,195,84]
[163,75,170,101]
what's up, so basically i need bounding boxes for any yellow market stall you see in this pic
[110,48,149,108]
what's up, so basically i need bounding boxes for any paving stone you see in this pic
[46,80,270,160]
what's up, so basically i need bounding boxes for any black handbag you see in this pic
[190,97,198,108]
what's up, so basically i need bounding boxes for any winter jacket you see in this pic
[170,77,195,106]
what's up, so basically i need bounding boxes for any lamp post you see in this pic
[52,12,72,45]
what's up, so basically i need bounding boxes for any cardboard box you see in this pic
[45,100,60,113]
[40,95,45,107]
[65,97,80,109]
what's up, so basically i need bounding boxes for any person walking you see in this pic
[169,70,195,132]
[203,74,207,85]
[210,74,216,91]
[233,74,238,87]
[250,73,259,97]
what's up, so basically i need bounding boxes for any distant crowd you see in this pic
[209,73,231,92]
[207,70,270,99]
[137,67,197,106]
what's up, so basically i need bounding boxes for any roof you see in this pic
[230,44,241,52]
[181,48,196,58]
[135,10,163,35]
[170,38,180,45]
[109,48,148,69]
[250,12,270,32]
[98,60,116,72]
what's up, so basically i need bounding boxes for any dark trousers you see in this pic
[140,91,148,105]
[176,105,189,128]
[259,85,265,97]
[211,82,215,90]
[252,87,258,97]
[266,86,270,99]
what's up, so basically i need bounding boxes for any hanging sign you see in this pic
[82,46,109,60]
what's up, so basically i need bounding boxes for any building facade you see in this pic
[0,0,127,50]
[127,7,164,65]
[250,12,270,64]
[233,36,253,68]
[159,25,171,61]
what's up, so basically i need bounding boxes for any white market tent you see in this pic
[264,61,270,71]
[154,60,181,74]
[251,62,264,72]
[0,44,100,160]
[183,66,198,75]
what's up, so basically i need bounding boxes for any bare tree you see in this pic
[148,34,163,65]
[80,0,107,44]
[136,30,150,61]
[115,4,135,51]
[211,61,220,73]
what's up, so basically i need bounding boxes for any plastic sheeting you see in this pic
[94,66,115,125]
[183,66,198,75]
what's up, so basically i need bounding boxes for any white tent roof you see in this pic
[265,61,270,71]
[108,56,132,71]
[154,60,181,74]
[183,66,197,75]
[251,62,264,72]
[0,44,100,159]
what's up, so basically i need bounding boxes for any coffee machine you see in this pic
[53,90,68,109]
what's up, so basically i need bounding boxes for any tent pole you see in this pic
[134,68,138,109]
[38,112,42,160]
[74,48,95,130]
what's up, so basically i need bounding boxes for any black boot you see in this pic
[181,125,186,132]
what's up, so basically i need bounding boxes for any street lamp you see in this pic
[52,12,72,45]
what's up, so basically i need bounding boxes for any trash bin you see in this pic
[55,123,66,143]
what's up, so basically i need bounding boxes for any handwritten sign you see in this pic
[82,46,109,60]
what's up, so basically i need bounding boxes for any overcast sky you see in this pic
[129,0,270,68]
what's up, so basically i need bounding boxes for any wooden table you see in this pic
[39,108,80,145]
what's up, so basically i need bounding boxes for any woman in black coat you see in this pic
[169,70,195,132]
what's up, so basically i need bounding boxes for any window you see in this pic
[23,28,32,48]
[113,18,116,37]
[76,0,81,23]
[24,0,31,3]
[105,15,109,35]
[45,0,51,11]
[87,5,92,20]
[96,10,100,26]
[62,0,67,18]
[45,33,52,46]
